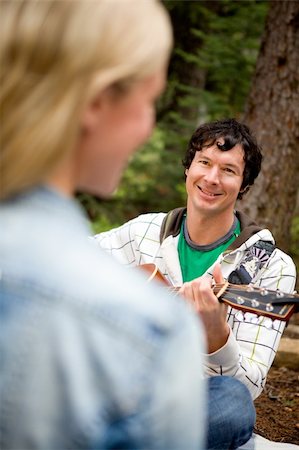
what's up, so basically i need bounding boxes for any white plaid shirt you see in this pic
[94,211,296,399]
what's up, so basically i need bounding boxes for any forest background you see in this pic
[79,0,299,288]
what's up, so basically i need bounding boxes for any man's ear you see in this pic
[239,185,249,194]
[185,168,189,176]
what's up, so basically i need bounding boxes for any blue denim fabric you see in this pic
[207,376,255,450]
[0,187,207,450]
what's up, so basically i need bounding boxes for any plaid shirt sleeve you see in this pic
[94,213,165,266]
[205,248,296,399]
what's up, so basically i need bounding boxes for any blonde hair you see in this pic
[0,0,172,200]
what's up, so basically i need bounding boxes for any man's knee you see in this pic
[207,376,256,450]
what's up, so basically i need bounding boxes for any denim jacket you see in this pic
[0,187,206,450]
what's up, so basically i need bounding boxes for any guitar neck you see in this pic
[212,283,298,321]
[140,263,298,322]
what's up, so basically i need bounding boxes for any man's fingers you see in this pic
[213,263,225,285]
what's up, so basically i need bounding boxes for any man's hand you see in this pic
[179,264,230,354]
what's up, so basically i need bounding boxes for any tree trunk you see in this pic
[238,0,299,252]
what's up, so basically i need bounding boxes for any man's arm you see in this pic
[94,212,165,266]
[179,251,296,399]
[94,219,138,266]
[216,247,297,398]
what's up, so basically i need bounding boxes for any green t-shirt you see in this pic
[178,215,241,282]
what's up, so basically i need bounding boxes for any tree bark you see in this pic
[238,0,299,252]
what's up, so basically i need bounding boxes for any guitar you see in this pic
[140,263,299,322]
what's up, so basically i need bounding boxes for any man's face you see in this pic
[185,139,245,219]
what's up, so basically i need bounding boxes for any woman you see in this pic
[0,1,206,449]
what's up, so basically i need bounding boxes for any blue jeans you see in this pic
[207,376,256,450]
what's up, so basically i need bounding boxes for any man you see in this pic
[95,118,297,448]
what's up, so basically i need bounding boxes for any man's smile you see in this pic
[197,186,222,197]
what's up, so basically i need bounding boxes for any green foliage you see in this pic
[81,1,269,229]
[164,0,269,122]
[91,216,120,235]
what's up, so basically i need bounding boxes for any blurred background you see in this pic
[78,0,299,287]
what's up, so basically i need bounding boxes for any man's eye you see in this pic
[198,160,208,165]
[224,167,235,174]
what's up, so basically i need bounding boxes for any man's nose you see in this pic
[204,166,220,184]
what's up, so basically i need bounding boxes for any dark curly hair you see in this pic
[182,118,262,199]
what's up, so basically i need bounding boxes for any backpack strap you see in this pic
[159,207,187,244]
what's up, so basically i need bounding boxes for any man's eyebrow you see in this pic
[195,154,210,159]
[222,162,243,172]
